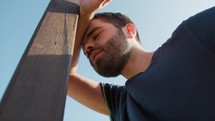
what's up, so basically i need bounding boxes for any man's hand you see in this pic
[80,0,111,19]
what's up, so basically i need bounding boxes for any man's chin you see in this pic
[96,68,120,78]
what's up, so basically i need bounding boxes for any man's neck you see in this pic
[121,47,154,79]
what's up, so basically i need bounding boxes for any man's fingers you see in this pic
[101,0,111,8]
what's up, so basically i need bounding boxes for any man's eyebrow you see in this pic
[86,26,102,39]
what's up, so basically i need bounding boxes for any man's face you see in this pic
[82,19,131,77]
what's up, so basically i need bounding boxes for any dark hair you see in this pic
[94,12,141,43]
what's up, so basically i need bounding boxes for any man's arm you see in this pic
[67,0,111,115]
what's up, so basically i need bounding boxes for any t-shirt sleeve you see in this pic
[186,6,215,54]
[100,83,127,121]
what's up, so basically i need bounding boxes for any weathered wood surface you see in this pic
[0,0,79,121]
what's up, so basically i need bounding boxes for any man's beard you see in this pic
[90,29,131,77]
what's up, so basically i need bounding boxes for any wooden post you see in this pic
[0,0,79,121]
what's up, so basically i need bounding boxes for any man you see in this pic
[68,0,215,121]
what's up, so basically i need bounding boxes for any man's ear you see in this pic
[122,23,137,39]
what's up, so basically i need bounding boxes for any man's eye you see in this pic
[93,33,100,40]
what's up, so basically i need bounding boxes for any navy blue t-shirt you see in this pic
[101,7,215,121]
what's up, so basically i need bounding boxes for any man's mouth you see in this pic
[89,49,103,63]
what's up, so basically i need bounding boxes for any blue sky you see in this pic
[0,0,214,121]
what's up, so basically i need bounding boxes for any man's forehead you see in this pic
[87,19,103,31]
[84,19,103,37]
[82,19,101,43]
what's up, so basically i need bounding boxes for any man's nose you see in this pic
[83,41,95,57]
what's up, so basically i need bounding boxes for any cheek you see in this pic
[99,31,117,44]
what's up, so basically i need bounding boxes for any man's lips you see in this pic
[89,49,103,62]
